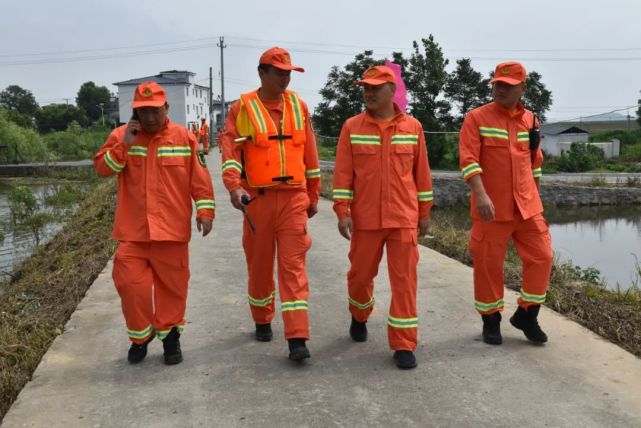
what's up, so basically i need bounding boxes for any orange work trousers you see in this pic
[112,241,189,343]
[242,188,312,340]
[347,228,419,351]
[469,212,553,314]
[200,136,209,154]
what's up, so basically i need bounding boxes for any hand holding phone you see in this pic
[124,110,141,145]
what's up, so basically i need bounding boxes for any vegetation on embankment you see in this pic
[0,178,116,420]
[320,170,641,358]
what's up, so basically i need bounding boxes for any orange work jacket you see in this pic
[94,119,215,242]
[221,89,320,202]
[199,121,209,140]
[332,107,433,230]
[459,101,543,221]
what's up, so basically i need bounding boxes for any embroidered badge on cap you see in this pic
[142,88,153,97]
[501,66,511,75]
[366,69,377,77]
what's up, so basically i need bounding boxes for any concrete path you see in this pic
[3,153,641,428]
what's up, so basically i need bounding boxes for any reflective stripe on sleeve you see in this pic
[332,188,354,200]
[462,162,482,180]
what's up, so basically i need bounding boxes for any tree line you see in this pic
[0,81,113,133]
[312,34,553,167]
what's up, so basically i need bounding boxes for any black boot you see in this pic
[255,323,273,342]
[162,327,183,365]
[510,305,548,344]
[349,317,368,342]
[393,350,417,370]
[127,336,154,364]
[288,338,310,361]
[481,312,503,345]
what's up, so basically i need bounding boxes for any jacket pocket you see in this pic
[393,143,415,177]
[160,156,186,167]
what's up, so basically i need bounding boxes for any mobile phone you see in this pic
[130,110,139,135]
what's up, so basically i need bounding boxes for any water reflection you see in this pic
[0,179,88,281]
[546,206,641,290]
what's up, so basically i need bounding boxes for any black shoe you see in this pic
[393,350,417,370]
[255,323,273,342]
[481,312,503,345]
[288,338,311,361]
[510,305,548,344]
[349,317,368,342]
[127,336,154,364]
[162,327,183,365]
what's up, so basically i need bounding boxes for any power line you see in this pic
[4,36,641,67]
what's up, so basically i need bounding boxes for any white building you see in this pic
[541,123,620,158]
[114,70,210,127]
[541,123,589,156]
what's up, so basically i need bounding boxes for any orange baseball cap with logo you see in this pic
[132,81,167,108]
[489,61,527,85]
[259,47,304,72]
[354,65,397,86]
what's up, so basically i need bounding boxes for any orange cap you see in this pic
[132,81,167,108]
[489,61,527,85]
[354,65,397,86]
[259,47,304,72]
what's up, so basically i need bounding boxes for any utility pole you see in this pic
[217,36,227,129]
[209,66,213,145]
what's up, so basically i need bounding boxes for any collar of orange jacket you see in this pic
[365,102,404,125]
[492,101,526,119]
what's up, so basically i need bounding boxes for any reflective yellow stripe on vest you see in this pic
[517,131,529,142]
[479,127,509,139]
[350,134,381,145]
[158,146,191,157]
[127,146,147,156]
[391,134,419,144]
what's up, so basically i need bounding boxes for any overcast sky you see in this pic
[1,0,640,125]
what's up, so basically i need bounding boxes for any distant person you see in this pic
[332,65,433,369]
[216,127,223,153]
[200,117,209,154]
[459,61,553,346]
[94,81,216,365]
[191,122,199,141]
[221,47,320,361]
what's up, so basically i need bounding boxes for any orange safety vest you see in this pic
[236,89,306,187]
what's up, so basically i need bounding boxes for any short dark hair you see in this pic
[258,64,273,73]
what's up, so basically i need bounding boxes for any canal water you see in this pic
[545,206,641,290]
[0,178,88,282]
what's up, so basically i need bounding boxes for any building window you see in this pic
[186,87,189,96]
[187,104,190,114]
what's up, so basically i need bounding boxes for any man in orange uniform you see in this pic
[216,127,223,153]
[200,117,210,154]
[191,122,200,141]
[459,62,553,346]
[332,66,433,369]
[94,81,215,365]
[221,47,320,361]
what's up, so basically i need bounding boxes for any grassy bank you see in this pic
[0,178,116,420]
[320,170,641,357]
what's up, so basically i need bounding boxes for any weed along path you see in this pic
[3,153,641,427]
